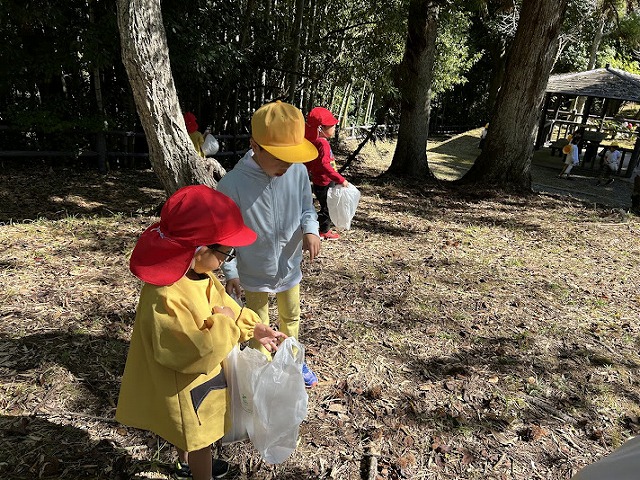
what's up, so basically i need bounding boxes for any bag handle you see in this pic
[270,337,305,379]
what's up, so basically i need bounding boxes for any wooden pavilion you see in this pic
[535,65,640,177]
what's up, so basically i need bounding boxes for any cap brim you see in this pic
[261,138,319,163]
[214,223,257,247]
[129,223,195,286]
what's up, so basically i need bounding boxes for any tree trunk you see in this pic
[116,0,222,194]
[386,0,440,178]
[587,19,605,70]
[287,0,305,104]
[487,38,507,115]
[574,16,606,114]
[89,2,108,174]
[459,0,569,191]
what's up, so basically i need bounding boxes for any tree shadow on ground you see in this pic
[352,179,547,235]
[0,167,166,223]
[1,330,129,415]
[350,174,628,239]
[387,331,640,436]
[0,414,137,479]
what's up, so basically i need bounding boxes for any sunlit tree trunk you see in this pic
[575,11,607,113]
[459,0,569,191]
[387,0,440,177]
[116,0,224,194]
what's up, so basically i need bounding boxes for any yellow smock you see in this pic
[116,273,259,451]
[189,131,206,157]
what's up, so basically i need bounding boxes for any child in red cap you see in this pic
[304,107,349,240]
[116,185,286,480]
[184,112,206,157]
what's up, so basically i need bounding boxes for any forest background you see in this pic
[2,0,640,173]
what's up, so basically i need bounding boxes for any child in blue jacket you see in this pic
[217,101,321,387]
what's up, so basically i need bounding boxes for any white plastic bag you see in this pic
[221,346,249,445]
[250,337,308,464]
[202,134,219,156]
[235,345,269,441]
[327,183,360,230]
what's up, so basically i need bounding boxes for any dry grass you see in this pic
[1,139,640,479]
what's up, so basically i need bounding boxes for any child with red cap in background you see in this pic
[184,112,206,157]
[217,100,321,388]
[304,107,349,240]
[116,185,286,480]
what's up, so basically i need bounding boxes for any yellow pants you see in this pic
[244,285,300,356]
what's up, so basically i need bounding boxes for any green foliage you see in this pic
[555,0,640,72]
[432,10,483,96]
[5,0,637,154]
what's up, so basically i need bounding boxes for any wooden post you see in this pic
[625,135,640,178]
[581,96,594,125]
[535,92,552,149]
[597,98,608,132]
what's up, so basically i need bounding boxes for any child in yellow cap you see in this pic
[217,101,321,387]
[116,185,286,480]
[558,134,581,180]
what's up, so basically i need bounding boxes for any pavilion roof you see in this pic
[546,66,640,103]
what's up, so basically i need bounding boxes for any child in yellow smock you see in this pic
[116,185,286,480]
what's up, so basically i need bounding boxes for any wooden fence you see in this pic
[1,123,473,171]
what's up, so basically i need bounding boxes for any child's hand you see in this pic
[225,278,243,299]
[303,233,321,261]
[201,306,235,330]
[342,180,349,187]
[253,324,287,352]
[212,305,235,318]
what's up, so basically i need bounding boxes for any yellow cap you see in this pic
[251,101,319,163]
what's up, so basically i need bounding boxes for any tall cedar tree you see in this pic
[460,0,570,191]
[116,0,224,194]
[387,0,440,178]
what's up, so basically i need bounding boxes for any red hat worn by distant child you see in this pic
[129,185,257,286]
[183,112,199,134]
[305,107,339,141]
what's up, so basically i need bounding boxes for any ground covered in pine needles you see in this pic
[1,137,639,479]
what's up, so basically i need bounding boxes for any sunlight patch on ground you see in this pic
[49,194,104,209]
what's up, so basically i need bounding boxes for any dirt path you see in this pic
[530,153,634,210]
[373,129,637,210]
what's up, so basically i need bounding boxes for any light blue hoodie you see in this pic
[217,150,319,293]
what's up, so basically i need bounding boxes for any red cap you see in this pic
[129,185,256,286]
[183,112,199,133]
[305,107,339,141]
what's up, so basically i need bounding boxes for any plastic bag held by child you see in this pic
[221,345,249,445]
[237,337,309,464]
[327,183,360,230]
[234,344,269,440]
[202,134,219,156]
